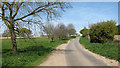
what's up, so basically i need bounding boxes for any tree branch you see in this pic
[1,3,10,28]
[14,2,60,21]
[21,19,33,22]
[4,2,12,19]
[12,2,23,18]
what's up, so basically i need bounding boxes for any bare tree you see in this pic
[67,23,76,36]
[43,21,55,42]
[55,23,68,40]
[0,2,71,53]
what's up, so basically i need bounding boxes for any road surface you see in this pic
[65,37,111,67]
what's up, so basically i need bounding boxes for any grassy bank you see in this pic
[2,37,74,67]
[79,37,118,61]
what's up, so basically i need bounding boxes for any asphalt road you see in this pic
[65,37,113,67]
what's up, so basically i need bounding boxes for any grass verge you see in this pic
[79,37,118,61]
[2,37,74,67]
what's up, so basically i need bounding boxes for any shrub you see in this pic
[89,20,117,43]
[80,27,89,37]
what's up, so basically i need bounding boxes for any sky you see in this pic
[0,2,118,36]
[60,2,118,34]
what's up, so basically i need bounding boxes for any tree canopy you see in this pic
[80,27,89,37]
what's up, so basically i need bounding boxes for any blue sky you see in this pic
[0,2,118,36]
[60,2,118,34]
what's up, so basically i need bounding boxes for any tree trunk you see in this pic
[10,27,17,53]
[7,35,8,39]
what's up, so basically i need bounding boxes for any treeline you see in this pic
[80,20,119,44]
[43,22,76,41]
[2,22,76,41]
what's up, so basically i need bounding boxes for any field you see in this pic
[2,37,74,66]
[79,37,119,61]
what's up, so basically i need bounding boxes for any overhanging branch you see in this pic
[14,2,61,21]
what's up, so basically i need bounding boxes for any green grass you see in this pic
[2,37,74,67]
[79,37,119,61]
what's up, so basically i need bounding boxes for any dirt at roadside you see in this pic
[39,39,72,66]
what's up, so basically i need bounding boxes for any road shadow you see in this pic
[52,49,73,54]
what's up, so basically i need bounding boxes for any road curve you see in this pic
[65,37,109,66]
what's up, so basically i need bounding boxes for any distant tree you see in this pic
[67,24,76,36]
[89,20,117,43]
[55,23,68,40]
[43,22,55,42]
[80,27,89,37]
